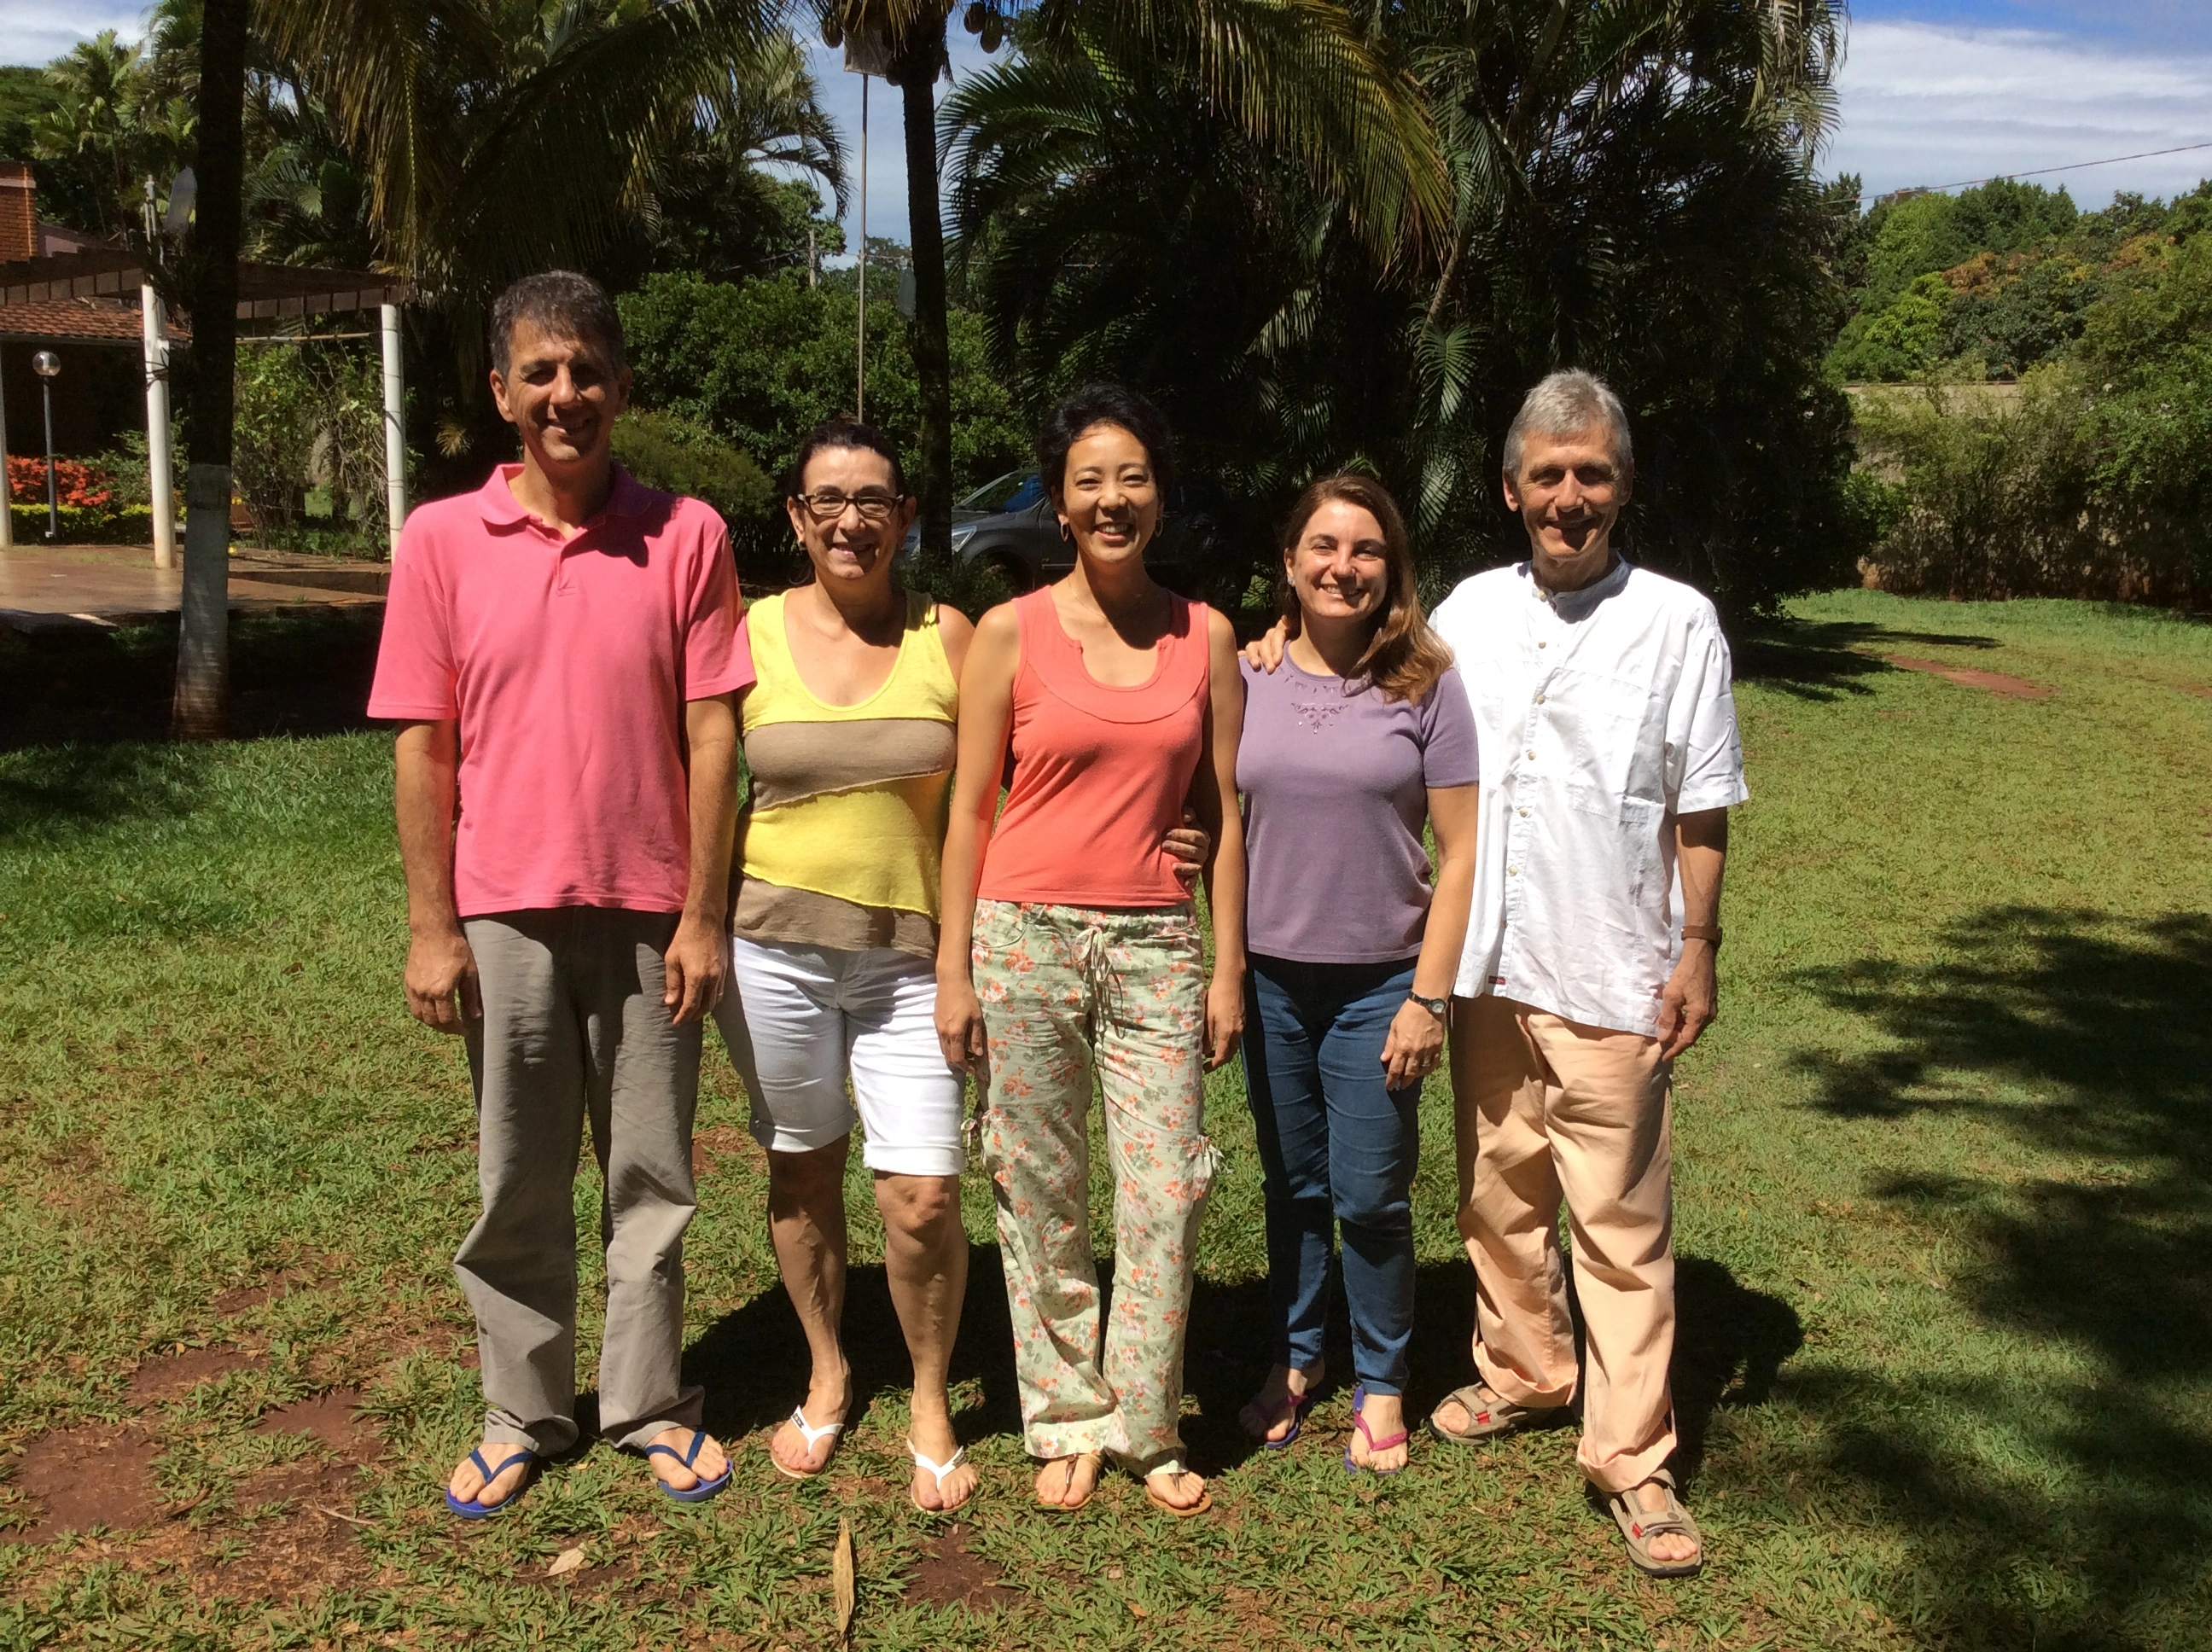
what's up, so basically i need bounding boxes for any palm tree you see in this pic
[28,32,151,238]
[172,0,250,740]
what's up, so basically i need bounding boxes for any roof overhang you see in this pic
[0,250,412,317]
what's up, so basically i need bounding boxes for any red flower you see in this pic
[8,454,116,509]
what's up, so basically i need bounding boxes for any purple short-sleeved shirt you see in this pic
[1237,655,1480,964]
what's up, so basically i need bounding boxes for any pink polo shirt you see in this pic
[368,462,754,916]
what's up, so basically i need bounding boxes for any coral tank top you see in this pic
[976,586,1212,908]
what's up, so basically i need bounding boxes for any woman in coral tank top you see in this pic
[935,385,1247,1518]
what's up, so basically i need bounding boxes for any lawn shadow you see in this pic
[1786,906,2212,1644]
[0,740,212,842]
[1734,616,2001,702]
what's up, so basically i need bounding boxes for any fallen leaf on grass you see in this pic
[834,1516,855,1645]
[548,1546,587,1578]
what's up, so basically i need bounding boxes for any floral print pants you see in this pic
[971,899,1217,1474]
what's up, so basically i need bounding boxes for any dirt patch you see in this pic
[691,1123,753,1178]
[204,1494,370,1602]
[212,1266,318,1315]
[904,1521,1016,1610]
[8,1424,160,1541]
[129,1345,266,1405]
[1884,654,2053,700]
[254,1389,384,1463]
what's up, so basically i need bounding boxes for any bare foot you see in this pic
[1632,1479,1701,1567]
[645,1426,729,1493]
[1347,1391,1409,1472]
[1033,1453,1103,1509]
[447,1442,532,1511]
[1237,1360,1323,1443]
[770,1364,851,1476]
[908,1409,975,1511]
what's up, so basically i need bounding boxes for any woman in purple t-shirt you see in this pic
[1235,474,1479,1474]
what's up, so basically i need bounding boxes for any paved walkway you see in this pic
[0,544,387,631]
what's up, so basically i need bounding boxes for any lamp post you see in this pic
[32,351,60,544]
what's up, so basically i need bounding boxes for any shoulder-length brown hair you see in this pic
[1279,474,1453,704]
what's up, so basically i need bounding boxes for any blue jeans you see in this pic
[1242,956,1421,1394]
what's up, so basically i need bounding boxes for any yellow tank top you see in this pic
[734,588,958,957]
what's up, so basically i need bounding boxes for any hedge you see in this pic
[8,503,157,545]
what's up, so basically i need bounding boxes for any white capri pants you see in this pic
[715,934,966,1177]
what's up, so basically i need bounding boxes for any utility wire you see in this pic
[1859,139,2212,201]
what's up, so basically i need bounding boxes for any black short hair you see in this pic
[1036,383,1177,503]
[490,270,626,377]
[783,418,909,497]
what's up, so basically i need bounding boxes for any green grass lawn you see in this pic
[1,590,2207,1649]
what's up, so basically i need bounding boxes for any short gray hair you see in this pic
[1502,369,1633,481]
[490,270,626,377]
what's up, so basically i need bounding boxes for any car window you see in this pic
[958,469,1041,514]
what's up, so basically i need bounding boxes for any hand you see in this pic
[1240,619,1290,672]
[1656,939,1718,1059]
[405,925,481,1034]
[935,975,988,1073]
[1164,806,1211,893]
[1204,969,1245,1070]
[1380,998,1445,1090]
[664,914,726,1026]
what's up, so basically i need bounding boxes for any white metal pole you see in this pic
[142,282,177,568]
[857,73,868,423]
[0,344,12,551]
[381,303,406,553]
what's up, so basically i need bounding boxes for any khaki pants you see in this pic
[459,909,704,1457]
[1452,994,1674,1494]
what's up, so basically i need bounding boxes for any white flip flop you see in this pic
[906,1438,971,1514]
[770,1405,846,1480]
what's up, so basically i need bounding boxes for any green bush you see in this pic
[611,409,773,528]
[8,503,154,545]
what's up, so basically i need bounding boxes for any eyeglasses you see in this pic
[797,488,902,523]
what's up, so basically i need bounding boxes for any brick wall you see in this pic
[0,163,33,262]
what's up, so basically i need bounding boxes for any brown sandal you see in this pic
[1425,1382,1572,1446]
[1608,1469,1703,1578]
[1034,1451,1104,1513]
[1143,1468,1212,1518]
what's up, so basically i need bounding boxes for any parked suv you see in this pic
[907,468,1243,597]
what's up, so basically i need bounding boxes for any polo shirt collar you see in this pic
[476,461,655,533]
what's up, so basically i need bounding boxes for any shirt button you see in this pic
[1508,865,1519,875]
[1537,640,1547,649]
[1535,694,1546,705]
[1525,749,1536,760]
[1518,807,1529,817]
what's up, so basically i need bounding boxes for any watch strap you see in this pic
[1680,923,1723,948]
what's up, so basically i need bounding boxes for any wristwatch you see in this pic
[1408,992,1449,1021]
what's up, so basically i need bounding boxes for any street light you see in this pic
[32,351,60,544]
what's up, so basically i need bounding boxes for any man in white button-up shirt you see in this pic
[1426,370,1744,1576]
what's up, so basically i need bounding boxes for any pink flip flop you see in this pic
[1343,1384,1410,1476]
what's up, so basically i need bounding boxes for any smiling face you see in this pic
[1285,497,1389,632]
[1054,422,1161,571]
[489,317,630,474]
[1502,423,1629,585]
[785,444,914,587]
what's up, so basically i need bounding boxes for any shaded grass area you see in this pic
[0,590,2208,1646]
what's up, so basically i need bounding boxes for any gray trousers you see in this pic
[459,909,704,1456]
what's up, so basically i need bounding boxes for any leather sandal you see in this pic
[1034,1451,1104,1513]
[1143,1465,1212,1518]
[1425,1381,1572,1446]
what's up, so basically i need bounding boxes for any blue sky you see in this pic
[7,3,2209,246]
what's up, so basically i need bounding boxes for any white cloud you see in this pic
[2,2,146,67]
[1828,20,2212,204]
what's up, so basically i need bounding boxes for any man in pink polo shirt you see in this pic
[369,270,754,1516]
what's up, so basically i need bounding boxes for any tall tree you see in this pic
[172,0,249,740]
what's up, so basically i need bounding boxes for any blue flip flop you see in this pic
[644,1429,732,1504]
[1257,1389,1316,1451]
[445,1446,537,1519]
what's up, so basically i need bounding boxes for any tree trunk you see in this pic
[172,0,249,741]
[898,19,954,558]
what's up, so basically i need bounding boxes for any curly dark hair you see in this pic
[1035,383,1177,503]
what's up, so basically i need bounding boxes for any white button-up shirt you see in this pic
[1429,558,1749,1037]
